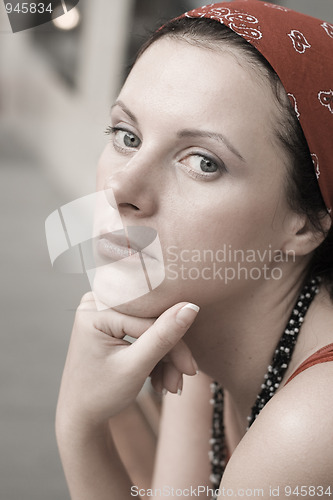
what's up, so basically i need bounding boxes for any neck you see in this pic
[185,265,309,425]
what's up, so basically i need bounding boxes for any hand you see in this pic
[56,293,200,428]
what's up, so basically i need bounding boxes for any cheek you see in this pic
[96,145,112,190]
[164,181,287,258]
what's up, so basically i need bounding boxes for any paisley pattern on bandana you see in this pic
[318,90,333,114]
[288,93,300,119]
[288,30,311,54]
[311,154,320,180]
[263,3,289,12]
[178,1,333,215]
[321,22,333,39]
[185,7,262,41]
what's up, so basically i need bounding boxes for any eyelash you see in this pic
[104,125,114,135]
[105,125,141,154]
[104,125,226,180]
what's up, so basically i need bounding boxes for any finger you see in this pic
[92,311,154,340]
[161,361,183,395]
[150,361,183,395]
[167,340,199,376]
[150,363,164,394]
[79,291,95,304]
[127,303,200,375]
[76,296,155,339]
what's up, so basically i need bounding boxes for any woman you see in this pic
[56,1,333,498]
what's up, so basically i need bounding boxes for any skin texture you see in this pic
[97,39,306,318]
[56,38,333,499]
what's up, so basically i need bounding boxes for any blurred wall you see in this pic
[0,0,134,199]
[283,0,333,19]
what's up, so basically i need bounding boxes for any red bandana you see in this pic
[179,0,333,215]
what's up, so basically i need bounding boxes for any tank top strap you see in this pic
[285,342,333,385]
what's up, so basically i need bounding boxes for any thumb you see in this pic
[127,302,200,375]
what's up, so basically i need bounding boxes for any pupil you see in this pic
[200,158,216,172]
[124,133,137,147]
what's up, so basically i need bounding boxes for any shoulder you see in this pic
[220,362,333,497]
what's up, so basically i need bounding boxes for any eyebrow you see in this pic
[177,129,245,162]
[111,100,245,162]
[111,100,138,124]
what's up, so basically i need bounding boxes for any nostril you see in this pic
[119,202,140,211]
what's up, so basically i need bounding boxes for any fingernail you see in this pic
[176,303,200,327]
[162,388,168,396]
[177,376,183,396]
[192,358,199,375]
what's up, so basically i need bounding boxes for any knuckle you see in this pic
[77,301,94,312]
[80,291,95,303]
[77,293,97,312]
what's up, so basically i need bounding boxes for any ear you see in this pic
[281,211,331,257]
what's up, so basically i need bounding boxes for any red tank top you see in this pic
[224,344,333,464]
[286,342,333,385]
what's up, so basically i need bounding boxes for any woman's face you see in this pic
[94,37,296,317]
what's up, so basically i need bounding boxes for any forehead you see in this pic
[120,37,276,130]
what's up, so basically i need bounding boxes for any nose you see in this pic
[103,155,158,219]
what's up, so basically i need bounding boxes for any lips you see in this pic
[97,232,138,261]
[94,227,158,265]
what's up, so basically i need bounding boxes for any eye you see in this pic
[194,155,218,173]
[179,153,225,180]
[105,126,141,151]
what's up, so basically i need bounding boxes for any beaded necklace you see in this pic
[209,276,321,491]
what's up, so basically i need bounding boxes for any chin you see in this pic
[89,243,171,316]
[90,264,208,318]
[105,288,174,318]
[111,300,163,318]
[90,268,171,317]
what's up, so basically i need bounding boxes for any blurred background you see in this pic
[0,1,332,499]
